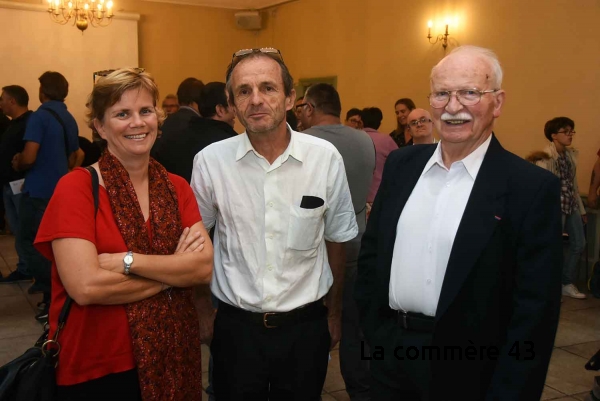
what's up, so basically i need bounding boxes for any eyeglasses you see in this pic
[295,103,311,111]
[556,129,576,136]
[231,48,283,64]
[428,88,499,109]
[227,48,284,81]
[408,117,432,127]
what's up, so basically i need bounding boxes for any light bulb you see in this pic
[428,20,432,28]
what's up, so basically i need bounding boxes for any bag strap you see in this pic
[53,166,100,338]
[39,106,71,161]
[86,166,100,217]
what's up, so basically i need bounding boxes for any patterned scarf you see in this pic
[557,152,576,215]
[99,150,202,401]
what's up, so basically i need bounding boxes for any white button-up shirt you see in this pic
[191,128,358,312]
[389,134,492,317]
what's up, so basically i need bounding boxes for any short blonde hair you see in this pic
[86,68,166,147]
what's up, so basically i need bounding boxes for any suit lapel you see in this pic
[381,146,437,287]
[435,135,509,320]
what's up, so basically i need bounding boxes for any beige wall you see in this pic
[252,0,600,193]
[0,2,138,137]
[5,0,599,191]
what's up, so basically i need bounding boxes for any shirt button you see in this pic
[265,296,271,302]
[445,182,450,187]
[426,279,432,285]
[267,264,273,271]
[268,202,274,207]
[268,234,274,239]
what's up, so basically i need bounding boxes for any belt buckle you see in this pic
[263,312,277,328]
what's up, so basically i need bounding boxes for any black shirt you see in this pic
[0,111,32,186]
[390,128,412,147]
[78,136,102,167]
[153,117,237,183]
[0,112,10,135]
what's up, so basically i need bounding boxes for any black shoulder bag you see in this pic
[40,107,72,162]
[0,166,99,401]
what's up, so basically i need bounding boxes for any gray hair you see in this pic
[431,45,504,88]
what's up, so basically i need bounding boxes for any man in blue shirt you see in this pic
[11,71,80,321]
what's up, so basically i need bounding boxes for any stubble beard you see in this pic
[241,112,285,136]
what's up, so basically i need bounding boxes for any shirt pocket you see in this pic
[287,205,325,251]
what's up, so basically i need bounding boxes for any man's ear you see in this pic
[215,104,226,118]
[493,90,506,118]
[285,89,297,112]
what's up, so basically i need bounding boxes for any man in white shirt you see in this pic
[191,48,357,401]
[355,46,562,400]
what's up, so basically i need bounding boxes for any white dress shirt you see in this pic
[389,135,492,317]
[191,127,358,312]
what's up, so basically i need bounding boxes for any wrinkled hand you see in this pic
[328,314,341,350]
[199,307,217,346]
[98,253,122,273]
[175,227,205,254]
[588,192,598,209]
[11,153,20,171]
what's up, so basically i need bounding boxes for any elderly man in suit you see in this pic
[355,45,563,400]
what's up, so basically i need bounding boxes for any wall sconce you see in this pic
[427,20,450,49]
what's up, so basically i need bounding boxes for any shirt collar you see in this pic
[235,124,303,163]
[423,134,493,180]
[178,105,200,116]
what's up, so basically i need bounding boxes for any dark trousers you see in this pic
[56,369,142,401]
[369,319,433,401]
[211,302,331,401]
[18,194,51,295]
[340,261,371,401]
[3,185,27,275]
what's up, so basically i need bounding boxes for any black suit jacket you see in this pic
[151,107,199,157]
[153,117,237,183]
[355,134,563,400]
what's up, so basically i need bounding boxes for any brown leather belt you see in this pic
[218,299,327,329]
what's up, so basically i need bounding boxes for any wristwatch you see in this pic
[123,251,134,275]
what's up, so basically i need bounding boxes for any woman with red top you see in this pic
[34,68,213,401]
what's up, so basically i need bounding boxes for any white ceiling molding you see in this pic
[140,0,297,10]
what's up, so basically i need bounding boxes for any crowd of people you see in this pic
[0,44,597,400]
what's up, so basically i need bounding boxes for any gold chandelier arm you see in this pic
[47,0,115,31]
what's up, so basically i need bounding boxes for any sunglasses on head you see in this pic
[227,48,284,80]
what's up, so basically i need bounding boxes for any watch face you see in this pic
[124,255,133,264]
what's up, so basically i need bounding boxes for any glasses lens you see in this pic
[457,90,481,106]
[429,92,449,108]
[233,49,253,58]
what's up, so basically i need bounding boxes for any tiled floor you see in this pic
[1,234,598,400]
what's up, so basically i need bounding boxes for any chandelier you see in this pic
[47,0,114,32]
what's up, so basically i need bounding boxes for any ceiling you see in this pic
[142,0,297,10]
